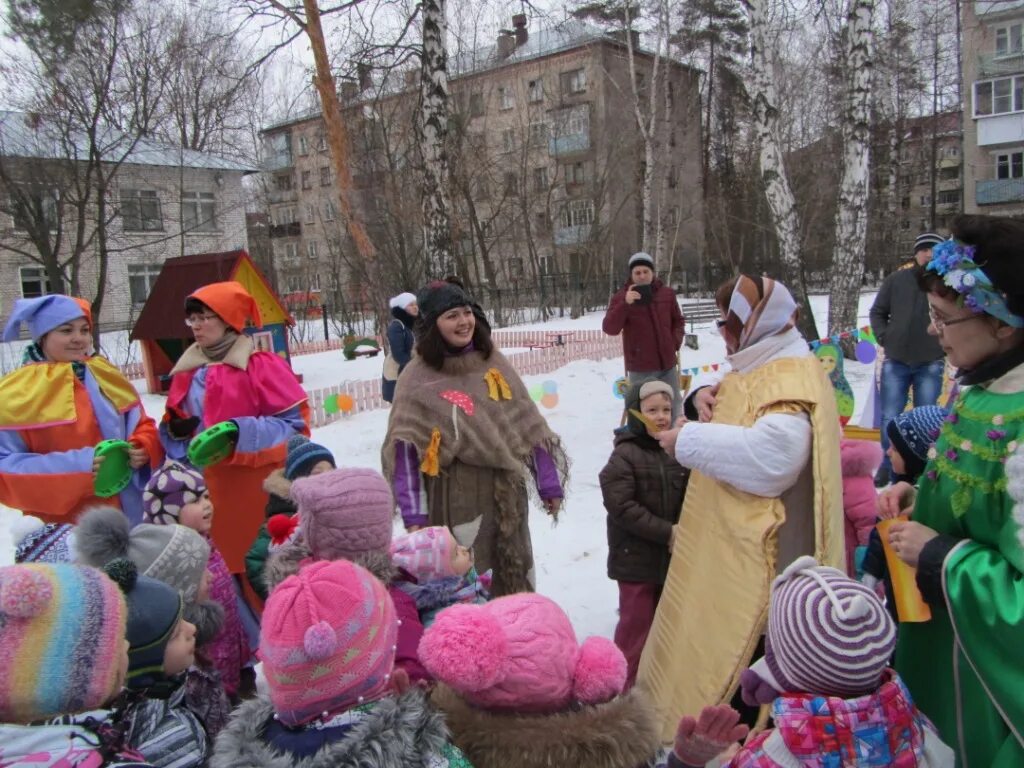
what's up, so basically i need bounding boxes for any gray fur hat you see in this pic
[75,506,210,604]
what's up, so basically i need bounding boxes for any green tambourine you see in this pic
[94,439,133,498]
[187,421,239,468]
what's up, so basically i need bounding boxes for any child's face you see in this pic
[309,460,334,476]
[450,541,474,576]
[886,444,907,476]
[640,393,673,435]
[163,618,197,677]
[179,490,214,535]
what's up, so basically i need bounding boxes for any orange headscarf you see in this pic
[189,281,262,332]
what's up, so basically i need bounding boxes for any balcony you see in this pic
[268,189,298,204]
[553,224,592,245]
[549,132,590,157]
[977,178,1024,205]
[269,221,301,238]
[977,52,1024,79]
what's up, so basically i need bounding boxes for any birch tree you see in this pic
[828,0,874,337]
[744,0,817,339]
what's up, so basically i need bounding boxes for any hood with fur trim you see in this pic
[431,685,660,768]
[840,439,883,479]
[210,689,451,768]
[263,468,297,518]
[263,538,396,594]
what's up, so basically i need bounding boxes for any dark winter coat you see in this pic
[869,264,944,366]
[600,427,688,585]
[431,684,660,768]
[602,278,685,372]
[245,469,296,601]
[382,309,416,403]
[209,689,465,768]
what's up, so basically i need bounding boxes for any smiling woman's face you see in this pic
[436,305,475,348]
[41,317,92,362]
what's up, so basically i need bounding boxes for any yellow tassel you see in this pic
[420,428,441,477]
[485,368,512,401]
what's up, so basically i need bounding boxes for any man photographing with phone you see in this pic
[603,251,686,419]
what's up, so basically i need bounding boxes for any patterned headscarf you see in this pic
[723,275,799,352]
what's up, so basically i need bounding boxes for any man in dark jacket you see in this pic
[869,232,947,486]
[602,252,686,419]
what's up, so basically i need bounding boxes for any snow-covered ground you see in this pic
[2,293,879,641]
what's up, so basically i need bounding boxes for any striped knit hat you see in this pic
[260,559,399,726]
[0,563,127,722]
[754,556,896,698]
[284,435,336,481]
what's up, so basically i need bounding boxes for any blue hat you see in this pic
[887,405,948,481]
[2,295,87,342]
[284,435,336,480]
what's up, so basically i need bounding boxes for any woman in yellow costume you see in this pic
[0,295,162,525]
[640,274,844,738]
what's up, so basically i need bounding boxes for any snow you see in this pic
[3,292,880,643]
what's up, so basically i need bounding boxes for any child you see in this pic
[839,438,883,577]
[246,435,336,601]
[265,467,430,683]
[390,525,491,627]
[599,380,689,687]
[76,506,233,743]
[145,460,252,700]
[418,593,661,768]
[0,562,156,767]
[668,556,953,768]
[211,559,472,767]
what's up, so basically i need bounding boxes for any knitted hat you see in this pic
[0,563,127,722]
[627,252,655,272]
[914,232,944,253]
[292,468,394,562]
[419,593,627,714]
[2,295,88,342]
[416,280,475,327]
[390,526,457,581]
[751,556,896,699]
[284,435,336,481]
[75,507,210,604]
[143,461,207,525]
[886,405,947,481]
[102,559,184,691]
[389,292,417,310]
[187,281,262,332]
[260,559,399,726]
[13,518,75,564]
[638,380,673,402]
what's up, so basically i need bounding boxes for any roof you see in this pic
[130,250,284,340]
[0,111,258,173]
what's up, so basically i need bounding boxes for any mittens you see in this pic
[672,705,749,767]
[168,415,200,439]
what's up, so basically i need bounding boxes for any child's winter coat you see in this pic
[205,542,252,698]
[125,686,209,768]
[245,468,297,601]
[0,710,156,767]
[839,439,882,577]
[397,566,491,627]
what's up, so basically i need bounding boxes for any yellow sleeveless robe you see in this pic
[636,354,845,740]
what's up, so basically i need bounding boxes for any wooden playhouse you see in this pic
[131,250,296,394]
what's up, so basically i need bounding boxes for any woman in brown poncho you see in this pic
[382,280,569,595]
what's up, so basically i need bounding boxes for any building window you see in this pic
[560,68,587,94]
[996,149,1024,178]
[528,121,549,146]
[276,205,296,225]
[10,190,58,231]
[127,263,162,305]
[532,166,548,192]
[553,104,590,138]
[319,166,331,186]
[275,174,293,191]
[535,212,550,233]
[564,161,586,186]
[120,189,163,232]
[307,240,319,260]
[474,177,490,200]
[940,145,960,159]
[469,93,484,117]
[559,199,595,228]
[974,76,1024,116]
[539,255,550,274]
[996,23,1023,57]
[324,200,336,221]
[498,86,514,110]
[920,194,931,206]
[298,136,310,155]
[507,258,524,278]
[310,272,321,290]
[504,172,518,196]
[527,79,543,103]
[305,204,315,224]
[939,166,959,181]
[182,191,217,232]
[19,266,50,298]
[284,242,298,261]
[301,171,312,190]
[502,127,515,153]
[317,132,327,151]
[937,189,961,205]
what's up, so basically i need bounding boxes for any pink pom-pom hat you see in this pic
[390,526,458,581]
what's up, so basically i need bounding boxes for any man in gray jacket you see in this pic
[869,232,947,486]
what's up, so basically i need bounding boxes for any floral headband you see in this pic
[927,239,1024,328]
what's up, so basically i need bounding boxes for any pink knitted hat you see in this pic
[418,593,626,713]
[390,526,457,581]
[291,468,394,561]
[259,559,399,726]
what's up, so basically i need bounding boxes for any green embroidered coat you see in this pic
[895,373,1024,768]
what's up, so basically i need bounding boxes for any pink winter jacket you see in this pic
[840,439,882,577]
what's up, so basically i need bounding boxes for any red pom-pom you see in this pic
[267,514,298,545]
[0,568,53,618]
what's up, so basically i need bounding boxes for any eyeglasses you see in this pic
[184,314,219,328]
[927,308,982,332]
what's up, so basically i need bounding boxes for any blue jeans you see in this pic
[879,358,945,473]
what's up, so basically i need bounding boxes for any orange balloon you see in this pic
[338,394,355,413]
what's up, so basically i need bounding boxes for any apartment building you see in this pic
[260,17,704,307]
[963,0,1024,215]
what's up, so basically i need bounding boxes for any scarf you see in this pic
[22,342,87,381]
[725,275,799,352]
[199,329,240,362]
[170,332,254,375]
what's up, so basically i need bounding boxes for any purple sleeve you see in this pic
[159,422,189,460]
[0,428,94,475]
[393,440,429,528]
[232,405,306,457]
[532,445,563,500]
[388,585,431,684]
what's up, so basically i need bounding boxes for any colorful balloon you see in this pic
[324,394,340,414]
[540,393,559,409]
[529,384,544,402]
[542,380,558,395]
[338,394,355,413]
[855,340,877,364]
